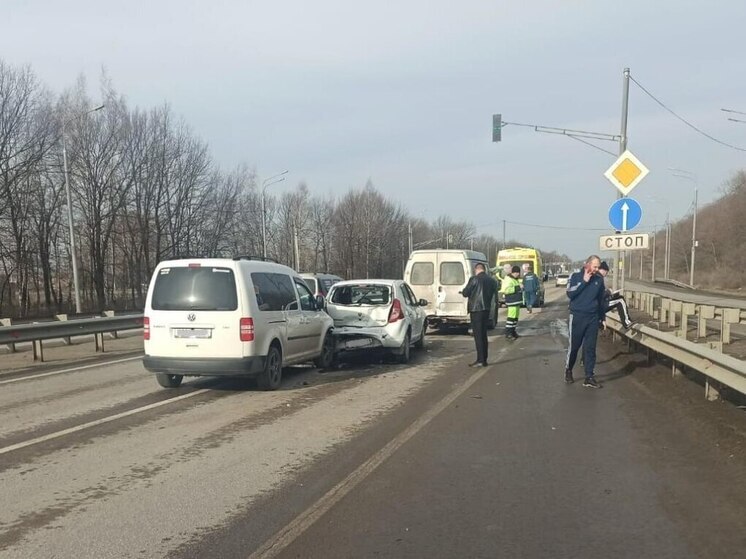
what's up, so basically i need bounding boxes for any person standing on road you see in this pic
[462,263,498,367]
[597,261,634,329]
[564,255,606,388]
[500,265,523,340]
[522,266,539,313]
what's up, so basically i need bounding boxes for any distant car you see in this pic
[300,273,342,297]
[325,279,427,364]
[555,273,570,287]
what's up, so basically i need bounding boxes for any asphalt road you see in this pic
[1,286,745,558]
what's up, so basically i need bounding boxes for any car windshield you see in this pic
[151,266,238,311]
[330,284,391,306]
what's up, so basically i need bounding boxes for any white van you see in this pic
[143,258,334,390]
[404,249,497,330]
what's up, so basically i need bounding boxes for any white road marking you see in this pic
[248,345,509,559]
[0,388,211,456]
[0,355,143,386]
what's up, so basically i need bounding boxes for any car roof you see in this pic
[157,258,297,275]
[299,272,342,279]
[331,279,400,287]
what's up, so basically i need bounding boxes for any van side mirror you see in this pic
[418,299,429,307]
[315,295,325,310]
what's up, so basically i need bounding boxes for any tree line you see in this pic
[0,60,573,319]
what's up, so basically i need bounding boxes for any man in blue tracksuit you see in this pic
[565,255,606,388]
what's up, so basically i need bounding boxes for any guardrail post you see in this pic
[651,295,661,320]
[32,339,45,362]
[55,314,72,345]
[660,299,671,324]
[672,360,683,378]
[698,306,715,340]
[669,300,682,329]
[94,331,104,353]
[720,308,740,345]
[679,303,695,340]
[104,310,118,339]
[705,378,721,401]
[1,318,15,352]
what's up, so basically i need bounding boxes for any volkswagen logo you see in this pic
[187,313,196,322]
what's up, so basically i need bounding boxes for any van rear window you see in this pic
[440,262,466,285]
[151,267,238,311]
[410,262,434,285]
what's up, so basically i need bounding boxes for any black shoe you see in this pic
[480,362,489,367]
[511,332,520,339]
[468,360,480,367]
[583,376,602,389]
[564,369,574,384]
[624,322,634,329]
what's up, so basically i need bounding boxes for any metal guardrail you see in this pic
[652,277,695,290]
[0,314,144,362]
[607,292,746,400]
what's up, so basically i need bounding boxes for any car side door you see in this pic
[397,281,422,342]
[404,282,426,335]
[293,278,324,358]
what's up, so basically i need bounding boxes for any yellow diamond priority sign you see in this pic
[604,150,649,196]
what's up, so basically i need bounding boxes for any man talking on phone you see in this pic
[564,255,607,388]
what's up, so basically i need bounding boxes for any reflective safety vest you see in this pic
[500,275,522,306]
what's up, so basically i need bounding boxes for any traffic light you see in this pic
[492,114,502,142]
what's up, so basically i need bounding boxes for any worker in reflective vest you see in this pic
[500,266,522,340]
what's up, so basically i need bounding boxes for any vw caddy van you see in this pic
[143,257,334,390]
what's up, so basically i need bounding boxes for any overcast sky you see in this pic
[3,0,746,259]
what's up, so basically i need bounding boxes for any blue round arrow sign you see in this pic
[608,197,642,232]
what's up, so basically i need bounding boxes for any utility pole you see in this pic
[690,188,698,286]
[502,220,506,250]
[664,216,671,279]
[293,226,300,271]
[639,250,643,279]
[651,232,656,280]
[408,221,413,255]
[614,67,630,294]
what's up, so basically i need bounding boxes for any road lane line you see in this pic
[248,346,509,559]
[0,388,211,456]
[0,355,143,386]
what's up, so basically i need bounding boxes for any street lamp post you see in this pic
[669,168,698,286]
[261,171,288,259]
[62,104,104,313]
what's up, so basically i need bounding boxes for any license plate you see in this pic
[173,328,211,339]
[339,337,378,349]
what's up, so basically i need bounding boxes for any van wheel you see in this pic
[396,332,411,364]
[414,322,426,349]
[155,373,183,388]
[313,331,335,369]
[257,345,282,391]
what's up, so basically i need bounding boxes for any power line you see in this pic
[629,75,746,153]
[475,218,608,232]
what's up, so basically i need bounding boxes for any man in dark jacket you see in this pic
[462,263,498,367]
[564,255,606,388]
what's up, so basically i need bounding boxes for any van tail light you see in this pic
[240,318,255,341]
[143,317,150,340]
[388,299,404,323]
